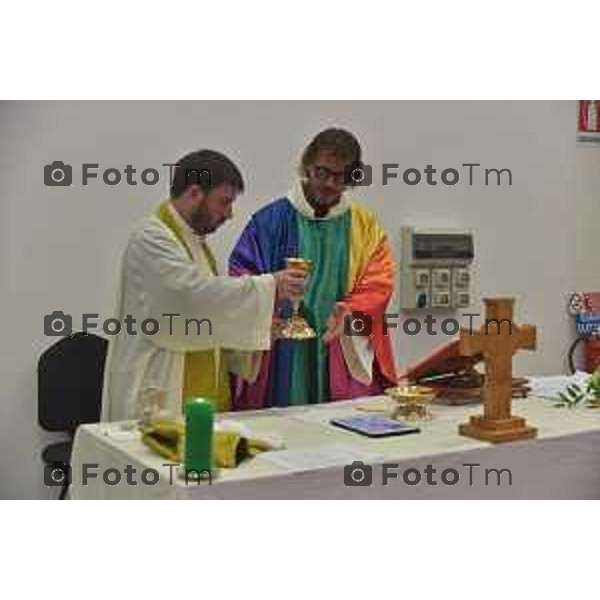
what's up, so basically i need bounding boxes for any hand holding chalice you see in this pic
[277,257,316,340]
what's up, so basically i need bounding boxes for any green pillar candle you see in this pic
[184,398,214,479]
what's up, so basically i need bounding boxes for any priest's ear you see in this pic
[170,184,207,217]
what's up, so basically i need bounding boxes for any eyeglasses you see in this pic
[310,165,347,187]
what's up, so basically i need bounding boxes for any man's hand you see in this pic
[273,267,308,303]
[322,302,350,344]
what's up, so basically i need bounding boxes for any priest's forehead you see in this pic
[312,149,351,171]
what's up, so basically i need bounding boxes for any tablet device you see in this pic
[330,415,420,438]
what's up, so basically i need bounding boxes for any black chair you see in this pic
[38,332,109,499]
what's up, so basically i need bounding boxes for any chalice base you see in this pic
[279,315,317,340]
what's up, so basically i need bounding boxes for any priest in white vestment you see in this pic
[101,150,306,421]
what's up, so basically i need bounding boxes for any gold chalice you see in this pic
[384,385,437,421]
[279,257,316,340]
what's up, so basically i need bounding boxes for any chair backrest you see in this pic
[38,332,109,434]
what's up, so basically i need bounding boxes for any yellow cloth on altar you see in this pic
[139,419,281,468]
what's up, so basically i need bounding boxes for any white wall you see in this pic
[0,101,598,499]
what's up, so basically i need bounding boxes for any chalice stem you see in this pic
[291,299,300,317]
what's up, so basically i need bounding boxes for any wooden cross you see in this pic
[458,297,537,443]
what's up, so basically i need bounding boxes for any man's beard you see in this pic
[190,204,217,236]
[308,193,341,218]
[302,182,341,218]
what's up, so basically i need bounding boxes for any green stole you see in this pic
[155,202,230,412]
[290,210,351,404]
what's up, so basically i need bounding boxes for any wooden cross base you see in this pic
[458,415,537,443]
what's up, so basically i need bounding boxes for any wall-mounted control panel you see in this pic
[400,228,474,310]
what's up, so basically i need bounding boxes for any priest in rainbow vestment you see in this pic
[229,128,398,409]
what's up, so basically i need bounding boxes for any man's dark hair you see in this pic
[170,149,244,198]
[300,128,362,170]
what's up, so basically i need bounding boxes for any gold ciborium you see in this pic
[384,385,437,421]
[279,257,316,340]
